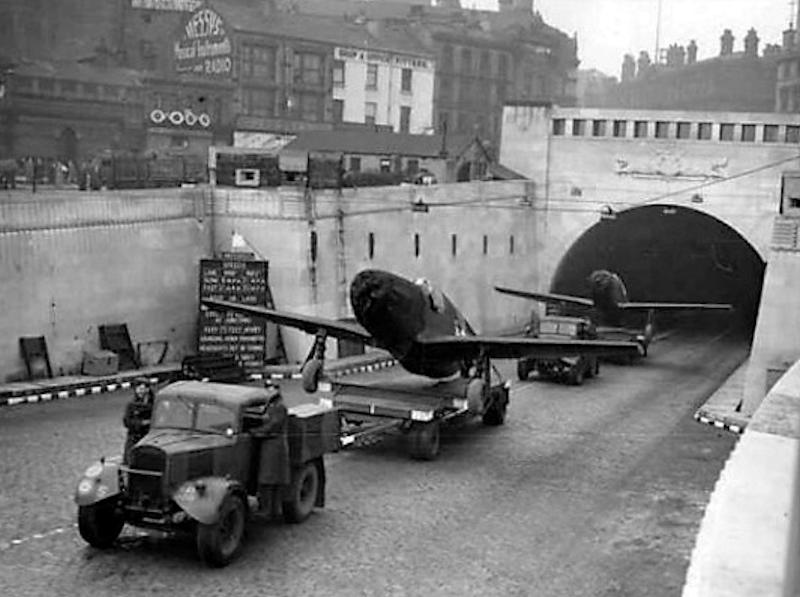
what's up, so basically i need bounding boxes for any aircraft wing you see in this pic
[201,299,375,344]
[618,301,733,311]
[494,286,594,308]
[417,335,641,362]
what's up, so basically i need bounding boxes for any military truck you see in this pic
[74,381,340,567]
[516,315,600,386]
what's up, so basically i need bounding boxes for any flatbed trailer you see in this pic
[318,373,509,460]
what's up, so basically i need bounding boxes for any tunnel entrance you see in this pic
[550,204,765,332]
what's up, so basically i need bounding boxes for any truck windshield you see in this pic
[152,397,237,434]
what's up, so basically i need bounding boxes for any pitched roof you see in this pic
[282,129,474,158]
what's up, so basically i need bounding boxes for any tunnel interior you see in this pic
[550,204,765,333]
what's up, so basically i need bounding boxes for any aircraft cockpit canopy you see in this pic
[415,278,445,312]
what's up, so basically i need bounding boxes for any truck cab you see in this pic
[517,315,600,385]
[75,381,340,567]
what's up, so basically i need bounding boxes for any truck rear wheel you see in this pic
[408,421,440,460]
[196,492,246,567]
[283,461,320,524]
[78,499,124,548]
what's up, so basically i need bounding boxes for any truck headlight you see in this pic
[84,462,103,478]
[179,484,198,502]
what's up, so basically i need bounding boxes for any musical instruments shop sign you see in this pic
[174,6,232,78]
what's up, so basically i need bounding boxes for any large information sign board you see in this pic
[198,256,268,371]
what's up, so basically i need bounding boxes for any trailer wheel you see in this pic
[482,393,507,426]
[283,461,320,523]
[517,359,531,381]
[466,378,486,414]
[196,492,247,568]
[301,359,323,393]
[408,421,440,461]
[568,367,585,386]
[78,499,124,549]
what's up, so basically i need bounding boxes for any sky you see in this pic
[463,0,793,77]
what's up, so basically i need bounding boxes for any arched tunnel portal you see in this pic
[550,204,766,332]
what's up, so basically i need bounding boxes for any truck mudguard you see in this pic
[173,477,244,525]
[74,459,122,507]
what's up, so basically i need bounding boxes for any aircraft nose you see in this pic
[350,270,393,322]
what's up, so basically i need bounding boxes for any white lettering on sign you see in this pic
[174,7,233,78]
[184,8,224,39]
[334,46,433,71]
[131,0,201,10]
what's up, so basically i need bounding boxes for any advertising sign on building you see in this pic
[334,47,434,71]
[174,6,233,78]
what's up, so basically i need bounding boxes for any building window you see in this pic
[299,93,321,121]
[592,120,606,137]
[380,158,391,172]
[333,99,344,123]
[366,63,378,89]
[333,59,345,87]
[439,76,452,102]
[350,156,361,172]
[407,159,419,175]
[634,120,648,138]
[460,48,472,72]
[509,235,515,255]
[365,101,377,125]
[741,124,756,142]
[572,119,586,136]
[242,87,275,117]
[764,124,779,143]
[479,50,490,76]
[368,232,375,260]
[451,234,457,257]
[719,123,735,141]
[294,52,322,86]
[786,125,800,143]
[697,122,713,140]
[414,233,420,257]
[241,44,276,81]
[498,54,509,80]
[655,121,670,138]
[676,122,691,139]
[401,68,412,93]
[441,44,453,70]
[552,119,565,135]
[400,106,411,133]
[612,120,627,137]
[482,234,488,255]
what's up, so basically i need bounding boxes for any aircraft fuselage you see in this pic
[350,269,473,378]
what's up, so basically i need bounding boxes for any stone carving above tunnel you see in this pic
[614,151,728,181]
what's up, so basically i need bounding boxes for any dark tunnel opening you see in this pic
[550,204,765,335]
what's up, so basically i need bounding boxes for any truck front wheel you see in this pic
[408,421,440,460]
[283,461,320,524]
[196,492,246,567]
[78,500,124,548]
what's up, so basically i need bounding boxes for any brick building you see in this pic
[584,28,781,113]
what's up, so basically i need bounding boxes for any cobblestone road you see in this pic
[0,327,746,597]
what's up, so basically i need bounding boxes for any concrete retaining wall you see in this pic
[683,359,800,596]
[211,181,540,361]
[1,180,540,379]
[0,189,211,380]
